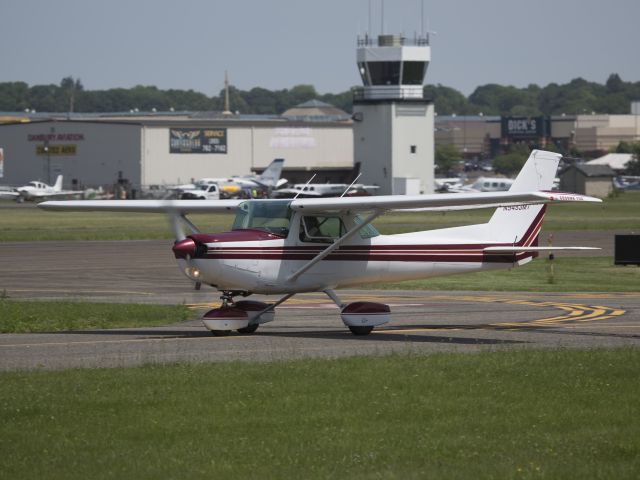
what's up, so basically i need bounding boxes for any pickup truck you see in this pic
[179,183,220,200]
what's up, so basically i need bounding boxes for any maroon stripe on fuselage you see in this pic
[198,206,545,264]
[202,252,533,263]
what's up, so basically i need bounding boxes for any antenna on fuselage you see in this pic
[340,173,363,198]
[292,174,317,200]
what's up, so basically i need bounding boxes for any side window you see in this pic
[300,216,345,243]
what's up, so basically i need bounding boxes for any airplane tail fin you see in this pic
[258,159,284,187]
[53,175,63,192]
[487,150,561,246]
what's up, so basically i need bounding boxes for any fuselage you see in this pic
[173,201,541,295]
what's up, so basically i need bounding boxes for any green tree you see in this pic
[424,84,471,115]
[492,146,529,176]
[0,82,29,111]
[618,141,640,175]
[60,77,83,112]
[435,144,462,176]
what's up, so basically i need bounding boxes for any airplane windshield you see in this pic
[232,200,292,237]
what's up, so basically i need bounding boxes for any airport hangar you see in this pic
[0,106,360,192]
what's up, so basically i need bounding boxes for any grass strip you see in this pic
[0,299,190,333]
[0,349,639,479]
[1,191,638,241]
[365,256,640,292]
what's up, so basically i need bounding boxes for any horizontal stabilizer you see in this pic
[483,246,600,253]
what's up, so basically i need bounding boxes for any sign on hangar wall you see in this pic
[169,128,227,154]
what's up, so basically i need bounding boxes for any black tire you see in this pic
[211,330,231,337]
[348,325,374,336]
[237,324,259,334]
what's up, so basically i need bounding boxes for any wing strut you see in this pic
[286,210,383,283]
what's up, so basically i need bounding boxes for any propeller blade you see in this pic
[169,212,186,241]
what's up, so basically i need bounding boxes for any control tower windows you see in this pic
[402,61,427,85]
[368,61,401,85]
[358,62,370,86]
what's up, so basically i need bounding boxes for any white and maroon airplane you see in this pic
[40,150,600,336]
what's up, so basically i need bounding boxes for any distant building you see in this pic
[559,163,615,198]
[435,113,640,159]
[586,153,634,172]
[0,109,354,188]
[434,115,501,158]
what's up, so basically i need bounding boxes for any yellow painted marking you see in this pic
[184,292,628,331]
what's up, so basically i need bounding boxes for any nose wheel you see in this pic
[202,292,294,336]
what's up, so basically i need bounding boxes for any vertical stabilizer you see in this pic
[257,159,284,187]
[487,150,560,245]
[52,175,63,192]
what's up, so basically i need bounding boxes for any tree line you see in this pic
[1,74,638,116]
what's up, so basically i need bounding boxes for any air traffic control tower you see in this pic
[353,34,434,194]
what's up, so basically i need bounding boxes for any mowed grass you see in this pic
[0,299,191,333]
[1,349,639,479]
[0,191,638,241]
[368,256,640,292]
[0,209,232,241]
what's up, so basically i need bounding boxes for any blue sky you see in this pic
[1,0,639,96]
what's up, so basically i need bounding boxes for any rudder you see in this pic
[487,150,560,245]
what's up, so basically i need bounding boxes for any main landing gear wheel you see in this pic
[237,324,259,334]
[348,325,374,336]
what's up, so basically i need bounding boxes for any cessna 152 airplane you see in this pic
[40,150,600,336]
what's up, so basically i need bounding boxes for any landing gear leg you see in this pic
[324,289,390,336]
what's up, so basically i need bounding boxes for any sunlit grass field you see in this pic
[371,256,640,292]
[0,299,190,333]
[1,194,638,479]
[0,191,638,241]
[1,349,639,479]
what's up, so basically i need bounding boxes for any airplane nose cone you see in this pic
[173,238,197,259]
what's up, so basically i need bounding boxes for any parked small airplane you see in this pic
[5,175,83,202]
[444,176,515,193]
[173,158,287,197]
[273,182,379,198]
[40,150,600,336]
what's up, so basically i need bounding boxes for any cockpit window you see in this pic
[232,200,292,237]
[354,214,380,239]
[300,216,346,243]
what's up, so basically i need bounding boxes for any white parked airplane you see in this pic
[40,150,600,336]
[445,176,515,193]
[174,158,287,195]
[273,182,379,198]
[5,175,83,202]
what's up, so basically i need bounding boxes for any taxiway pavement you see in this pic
[1,240,638,370]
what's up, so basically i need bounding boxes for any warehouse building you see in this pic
[435,110,640,159]
[0,109,354,190]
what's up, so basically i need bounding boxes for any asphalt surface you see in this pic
[1,240,639,371]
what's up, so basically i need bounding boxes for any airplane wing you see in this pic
[0,191,20,200]
[39,191,600,215]
[38,199,244,213]
[30,190,85,198]
[288,191,601,214]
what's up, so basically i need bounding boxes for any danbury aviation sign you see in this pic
[169,128,227,154]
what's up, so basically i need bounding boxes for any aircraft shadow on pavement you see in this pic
[63,324,527,345]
